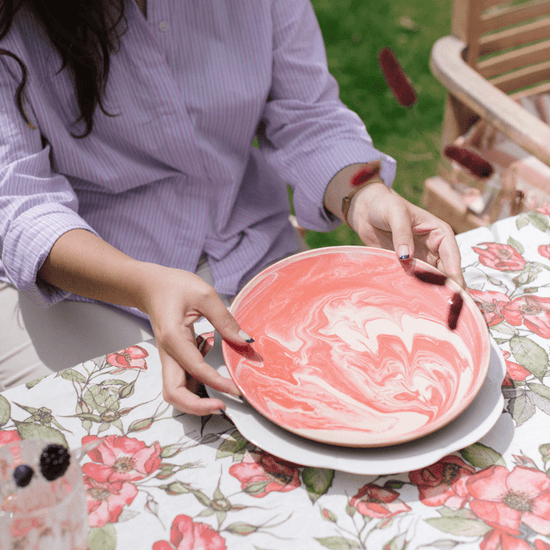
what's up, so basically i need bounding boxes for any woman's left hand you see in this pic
[347,181,465,288]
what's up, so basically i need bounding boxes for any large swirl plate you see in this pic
[222,247,491,447]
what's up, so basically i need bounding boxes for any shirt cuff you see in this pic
[2,203,98,308]
[292,139,397,232]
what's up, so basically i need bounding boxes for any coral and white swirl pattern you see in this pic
[223,247,490,447]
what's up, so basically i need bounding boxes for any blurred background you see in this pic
[305,0,453,248]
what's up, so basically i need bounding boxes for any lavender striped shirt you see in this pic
[0,0,395,318]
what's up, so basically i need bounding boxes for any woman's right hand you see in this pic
[38,229,248,416]
[134,263,248,416]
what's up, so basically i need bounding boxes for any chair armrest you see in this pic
[430,35,550,167]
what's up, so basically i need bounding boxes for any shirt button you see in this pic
[159,21,168,32]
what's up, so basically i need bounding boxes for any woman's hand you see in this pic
[323,163,464,288]
[39,229,247,417]
[347,183,465,288]
[134,264,246,416]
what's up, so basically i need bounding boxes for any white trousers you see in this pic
[0,283,154,391]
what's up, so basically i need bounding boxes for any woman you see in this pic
[0,0,462,414]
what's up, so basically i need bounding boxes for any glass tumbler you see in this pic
[0,439,89,550]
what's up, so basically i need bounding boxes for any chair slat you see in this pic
[482,0,549,9]
[510,80,550,99]
[482,0,507,9]
[477,39,550,77]
[452,1,486,64]
[489,59,550,92]
[481,1,550,34]
[479,17,550,55]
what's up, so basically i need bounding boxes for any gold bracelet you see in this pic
[342,178,385,228]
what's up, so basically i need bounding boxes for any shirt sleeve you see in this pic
[257,0,396,232]
[0,54,98,307]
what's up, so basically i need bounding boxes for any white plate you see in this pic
[206,332,506,475]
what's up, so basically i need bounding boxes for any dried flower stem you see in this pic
[378,47,417,108]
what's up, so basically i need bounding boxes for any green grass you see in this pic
[304,0,453,248]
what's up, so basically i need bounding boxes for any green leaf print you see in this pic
[460,442,505,468]
[507,236,524,255]
[60,369,87,384]
[87,524,117,550]
[507,392,536,426]
[528,383,550,400]
[528,389,550,416]
[540,443,550,467]
[527,211,550,232]
[0,394,10,427]
[516,215,529,230]
[225,522,260,536]
[216,430,249,460]
[302,467,335,503]
[25,377,44,389]
[16,423,69,447]
[509,336,548,381]
[425,517,491,537]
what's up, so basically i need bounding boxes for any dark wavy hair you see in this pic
[0,0,127,138]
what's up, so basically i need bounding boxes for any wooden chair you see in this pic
[423,0,550,233]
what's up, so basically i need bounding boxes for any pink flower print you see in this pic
[472,243,527,271]
[82,435,162,484]
[106,345,149,371]
[409,455,475,509]
[480,529,531,550]
[467,466,550,536]
[152,514,226,550]
[229,451,300,498]
[350,483,411,518]
[501,351,530,387]
[501,295,550,338]
[84,476,138,527]
[469,289,511,327]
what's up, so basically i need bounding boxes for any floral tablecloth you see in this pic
[2,210,550,550]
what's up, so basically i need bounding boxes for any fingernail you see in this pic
[210,409,223,415]
[398,245,410,261]
[238,329,254,343]
[230,388,243,399]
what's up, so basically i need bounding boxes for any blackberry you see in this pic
[13,464,34,487]
[39,444,71,481]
